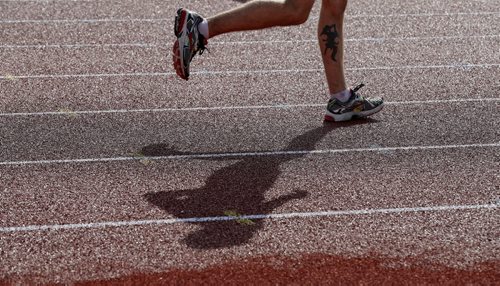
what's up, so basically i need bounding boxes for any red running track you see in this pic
[1,0,499,284]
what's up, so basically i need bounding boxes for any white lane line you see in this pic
[1,143,499,166]
[348,12,500,18]
[0,72,168,79]
[1,11,498,24]
[0,18,166,24]
[0,43,158,49]
[1,63,499,80]
[1,0,92,1]
[2,35,499,49]
[212,34,500,45]
[1,98,499,117]
[0,203,497,233]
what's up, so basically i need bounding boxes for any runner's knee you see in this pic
[284,0,314,25]
[322,0,348,17]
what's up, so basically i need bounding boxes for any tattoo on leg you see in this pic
[321,24,340,62]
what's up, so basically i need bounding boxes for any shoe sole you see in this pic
[324,103,384,122]
[172,9,189,80]
[174,9,187,37]
[172,40,185,79]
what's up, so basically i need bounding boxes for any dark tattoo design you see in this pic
[321,24,340,62]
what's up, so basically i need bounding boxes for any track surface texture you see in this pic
[1,0,499,284]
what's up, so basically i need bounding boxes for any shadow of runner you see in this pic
[144,119,376,249]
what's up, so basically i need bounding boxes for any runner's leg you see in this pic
[318,0,347,94]
[173,0,315,79]
[319,0,384,121]
[207,0,315,38]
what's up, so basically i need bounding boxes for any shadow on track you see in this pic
[144,119,376,249]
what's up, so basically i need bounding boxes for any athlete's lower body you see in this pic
[172,0,384,121]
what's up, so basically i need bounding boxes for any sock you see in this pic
[331,89,351,103]
[198,19,209,39]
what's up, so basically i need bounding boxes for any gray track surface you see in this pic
[1,0,499,284]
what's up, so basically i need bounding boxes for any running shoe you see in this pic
[324,84,384,122]
[173,8,207,80]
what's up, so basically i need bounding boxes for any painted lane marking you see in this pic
[0,43,158,49]
[2,35,499,49]
[0,18,166,24]
[1,63,499,80]
[0,98,499,117]
[211,35,500,45]
[0,143,499,166]
[0,203,496,233]
[347,12,500,18]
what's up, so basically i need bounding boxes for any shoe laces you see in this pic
[327,83,366,109]
[189,38,209,61]
[352,83,365,93]
[197,36,209,56]
[349,83,366,103]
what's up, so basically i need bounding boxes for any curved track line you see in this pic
[0,203,497,233]
[1,143,499,166]
[1,98,499,117]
